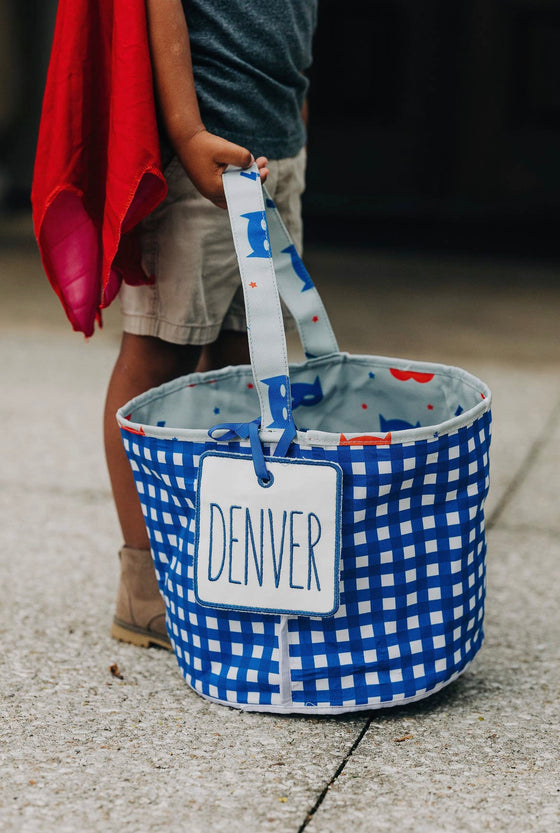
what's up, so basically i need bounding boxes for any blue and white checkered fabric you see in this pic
[119,168,493,712]
[122,407,491,713]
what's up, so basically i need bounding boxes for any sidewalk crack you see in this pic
[297,716,373,833]
[486,396,560,531]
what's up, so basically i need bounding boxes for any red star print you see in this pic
[312,315,319,323]
[249,282,257,288]
[361,403,368,410]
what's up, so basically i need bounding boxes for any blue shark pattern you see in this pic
[240,170,259,181]
[379,414,422,432]
[266,198,276,209]
[282,244,314,292]
[262,375,291,428]
[291,376,323,410]
[242,211,271,259]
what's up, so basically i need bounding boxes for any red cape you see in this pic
[31,0,167,337]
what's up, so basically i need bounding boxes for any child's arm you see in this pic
[146,0,268,208]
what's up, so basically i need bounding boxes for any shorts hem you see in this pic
[121,314,223,346]
[221,313,248,333]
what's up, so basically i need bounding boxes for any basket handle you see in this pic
[262,188,339,360]
[222,164,338,436]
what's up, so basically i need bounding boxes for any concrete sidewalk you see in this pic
[1,224,559,832]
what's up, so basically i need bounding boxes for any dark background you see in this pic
[1,0,559,256]
[305,0,560,254]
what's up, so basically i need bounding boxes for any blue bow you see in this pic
[208,418,296,484]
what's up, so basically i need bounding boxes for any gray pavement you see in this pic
[1,220,559,832]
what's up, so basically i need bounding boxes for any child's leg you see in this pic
[106,331,244,650]
[104,332,201,549]
[196,329,250,373]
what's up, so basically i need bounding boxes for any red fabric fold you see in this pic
[31,0,167,337]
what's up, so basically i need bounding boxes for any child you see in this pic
[107,0,317,649]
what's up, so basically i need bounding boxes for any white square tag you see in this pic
[194,452,342,616]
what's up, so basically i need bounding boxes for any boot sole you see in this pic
[111,617,173,651]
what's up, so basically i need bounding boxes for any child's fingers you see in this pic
[255,156,269,183]
[203,137,268,206]
[216,141,253,170]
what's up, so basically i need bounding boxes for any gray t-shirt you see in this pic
[182,0,318,159]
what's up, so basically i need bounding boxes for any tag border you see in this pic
[193,450,343,617]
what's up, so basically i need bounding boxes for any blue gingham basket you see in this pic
[118,166,492,714]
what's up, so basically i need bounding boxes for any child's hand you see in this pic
[180,129,269,209]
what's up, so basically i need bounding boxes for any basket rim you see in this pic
[117,351,492,448]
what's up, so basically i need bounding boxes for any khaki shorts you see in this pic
[119,148,306,345]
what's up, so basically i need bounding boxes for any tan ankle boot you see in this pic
[111,546,172,650]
